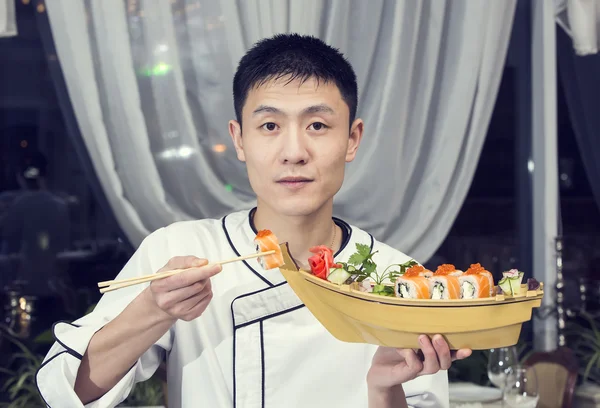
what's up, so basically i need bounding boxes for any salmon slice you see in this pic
[254,230,284,270]
[442,276,461,299]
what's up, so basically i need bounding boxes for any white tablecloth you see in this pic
[449,382,504,408]
[450,402,503,408]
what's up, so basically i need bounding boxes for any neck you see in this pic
[253,201,340,269]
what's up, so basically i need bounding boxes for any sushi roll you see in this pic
[465,263,494,295]
[429,275,460,299]
[395,275,430,299]
[434,264,464,277]
[459,273,492,299]
[254,230,285,270]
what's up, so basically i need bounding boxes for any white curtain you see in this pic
[555,0,600,55]
[45,0,516,262]
[0,0,17,38]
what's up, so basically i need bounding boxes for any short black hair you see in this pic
[233,33,358,126]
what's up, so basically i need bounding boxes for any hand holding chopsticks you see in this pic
[97,250,275,294]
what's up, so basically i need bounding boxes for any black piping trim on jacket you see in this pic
[222,214,274,287]
[332,216,353,257]
[235,304,306,330]
[229,210,360,408]
[367,232,374,253]
[35,350,70,408]
[232,311,237,406]
[231,299,306,408]
[259,320,265,408]
[52,321,83,360]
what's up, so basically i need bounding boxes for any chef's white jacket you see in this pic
[36,209,449,407]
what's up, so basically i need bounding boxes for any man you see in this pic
[37,34,470,407]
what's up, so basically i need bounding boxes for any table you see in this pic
[450,402,503,408]
[449,382,504,407]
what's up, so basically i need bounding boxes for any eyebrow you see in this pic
[252,105,283,116]
[302,104,335,115]
[252,104,335,117]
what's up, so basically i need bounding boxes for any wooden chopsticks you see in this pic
[97,250,275,294]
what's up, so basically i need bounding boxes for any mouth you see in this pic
[276,177,314,189]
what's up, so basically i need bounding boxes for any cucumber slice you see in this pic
[498,277,513,295]
[327,268,351,285]
[508,272,525,295]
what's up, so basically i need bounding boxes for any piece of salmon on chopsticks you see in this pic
[254,229,285,269]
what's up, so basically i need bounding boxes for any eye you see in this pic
[308,122,328,131]
[261,122,278,132]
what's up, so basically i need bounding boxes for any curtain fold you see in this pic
[0,0,17,38]
[555,0,600,55]
[45,0,516,262]
[557,25,600,214]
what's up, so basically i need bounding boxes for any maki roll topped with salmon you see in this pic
[394,265,431,299]
[429,264,461,299]
[460,263,493,298]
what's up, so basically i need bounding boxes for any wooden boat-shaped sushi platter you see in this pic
[278,244,544,350]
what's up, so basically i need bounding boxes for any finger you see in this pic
[398,349,423,374]
[160,279,212,308]
[418,335,441,374]
[411,348,425,362]
[431,334,452,370]
[162,256,208,271]
[174,286,213,316]
[161,264,222,290]
[451,349,473,361]
[183,291,214,321]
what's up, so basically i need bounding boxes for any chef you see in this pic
[36,33,471,408]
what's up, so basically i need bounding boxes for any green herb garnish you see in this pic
[339,244,417,288]
[347,243,378,275]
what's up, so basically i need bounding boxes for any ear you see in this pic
[229,120,245,162]
[346,118,364,162]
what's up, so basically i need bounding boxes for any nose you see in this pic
[279,126,309,165]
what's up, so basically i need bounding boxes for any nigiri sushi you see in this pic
[254,230,284,270]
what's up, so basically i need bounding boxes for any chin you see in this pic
[265,195,329,217]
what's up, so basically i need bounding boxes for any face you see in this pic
[229,77,363,217]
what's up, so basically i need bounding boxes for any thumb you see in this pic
[166,256,208,270]
[192,258,209,267]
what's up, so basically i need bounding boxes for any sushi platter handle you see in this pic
[97,250,276,293]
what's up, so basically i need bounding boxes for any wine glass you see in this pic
[503,366,539,408]
[487,346,518,389]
